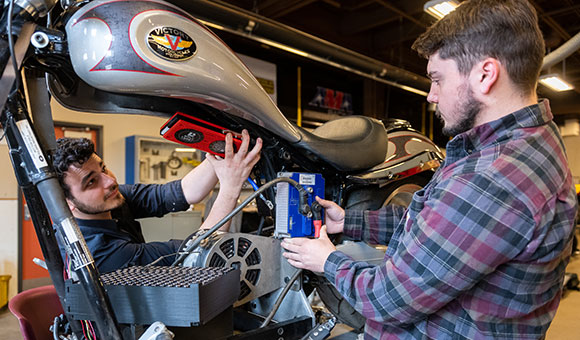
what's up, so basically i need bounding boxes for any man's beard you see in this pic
[438,83,483,137]
[71,192,125,215]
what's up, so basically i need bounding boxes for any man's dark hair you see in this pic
[412,0,545,95]
[53,137,95,198]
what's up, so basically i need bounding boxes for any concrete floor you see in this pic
[0,305,22,339]
[1,254,579,339]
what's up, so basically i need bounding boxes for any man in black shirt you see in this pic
[53,131,261,272]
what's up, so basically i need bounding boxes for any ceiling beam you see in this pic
[255,0,280,13]
[343,0,375,11]
[342,0,427,35]
[342,8,402,35]
[530,0,570,41]
[363,19,426,53]
[540,3,580,18]
[259,0,318,19]
[373,0,428,29]
[321,0,341,8]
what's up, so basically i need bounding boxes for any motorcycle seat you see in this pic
[296,116,387,172]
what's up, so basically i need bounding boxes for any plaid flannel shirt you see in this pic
[324,100,577,339]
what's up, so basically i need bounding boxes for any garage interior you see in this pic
[1,0,579,339]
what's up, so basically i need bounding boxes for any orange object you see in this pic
[313,220,322,238]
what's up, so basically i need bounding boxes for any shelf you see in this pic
[126,135,202,185]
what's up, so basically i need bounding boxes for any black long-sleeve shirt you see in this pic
[60,180,190,273]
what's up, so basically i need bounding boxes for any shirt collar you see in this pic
[444,99,552,163]
[75,217,117,230]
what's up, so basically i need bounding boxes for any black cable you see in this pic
[7,0,22,94]
[172,176,309,266]
[146,251,190,267]
[262,152,278,205]
[260,269,303,328]
[256,216,265,235]
[173,228,205,261]
[0,115,10,142]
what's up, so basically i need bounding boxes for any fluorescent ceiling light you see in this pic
[539,74,574,92]
[424,0,459,19]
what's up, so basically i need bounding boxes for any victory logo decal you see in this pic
[148,27,196,61]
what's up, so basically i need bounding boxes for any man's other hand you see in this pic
[315,196,345,234]
[281,226,336,273]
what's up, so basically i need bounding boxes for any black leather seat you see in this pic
[295,115,387,172]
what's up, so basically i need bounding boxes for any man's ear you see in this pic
[473,58,500,94]
[66,198,76,212]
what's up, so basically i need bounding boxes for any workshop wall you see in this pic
[51,101,169,184]
[0,143,18,302]
[563,135,580,185]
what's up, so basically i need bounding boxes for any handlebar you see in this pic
[7,0,57,19]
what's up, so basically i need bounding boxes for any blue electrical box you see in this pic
[274,172,325,238]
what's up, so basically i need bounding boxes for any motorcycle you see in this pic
[0,0,444,338]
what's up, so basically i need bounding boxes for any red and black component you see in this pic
[160,112,242,157]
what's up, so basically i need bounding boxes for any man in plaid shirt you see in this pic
[282,0,578,338]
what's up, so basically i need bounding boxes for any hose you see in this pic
[259,268,303,328]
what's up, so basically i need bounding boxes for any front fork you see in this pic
[1,75,123,340]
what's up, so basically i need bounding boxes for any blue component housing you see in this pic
[275,172,325,238]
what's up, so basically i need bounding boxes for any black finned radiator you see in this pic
[65,266,240,327]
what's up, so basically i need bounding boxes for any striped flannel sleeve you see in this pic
[324,173,535,325]
[343,204,407,245]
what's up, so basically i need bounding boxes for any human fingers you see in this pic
[282,250,307,268]
[280,237,307,252]
[205,153,217,166]
[316,197,344,218]
[318,225,329,240]
[246,137,262,162]
[315,196,338,209]
[245,139,262,168]
[224,133,234,159]
[281,239,297,252]
[236,129,250,157]
[282,250,299,261]
[246,154,261,172]
[282,241,330,273]
[284,257,305,270]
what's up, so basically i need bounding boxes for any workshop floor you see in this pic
[1,254,579,340]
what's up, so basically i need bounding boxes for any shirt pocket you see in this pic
[405,187,428,232]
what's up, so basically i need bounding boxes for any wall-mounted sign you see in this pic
[237,53,277,104]
[308,86,353,114]
[257,77,275,95]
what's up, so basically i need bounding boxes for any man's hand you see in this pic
[206,129,262,195]
[198,129,261,232]
[281,226,336,273]
[315,196,345,234]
